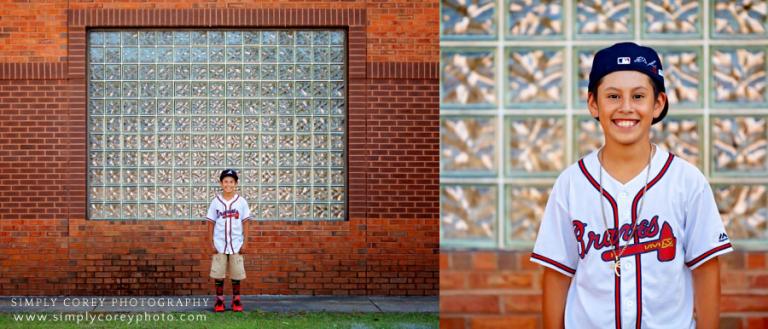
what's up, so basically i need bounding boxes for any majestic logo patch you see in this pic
[718,232,729,242]
[573,216,677,262]
[617,57,631,65]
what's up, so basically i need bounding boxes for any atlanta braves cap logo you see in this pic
[219,168,239,181]
[588,42,669,124]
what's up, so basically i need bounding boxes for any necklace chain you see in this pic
[598,144,654,277]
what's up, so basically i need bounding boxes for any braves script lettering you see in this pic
[217,209,240,220]
[573,215,673,259]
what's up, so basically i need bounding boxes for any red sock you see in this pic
[232,280,240,295]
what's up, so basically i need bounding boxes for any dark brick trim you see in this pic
[67,8,365,28]
[0,62,67,80]
[367,62,438,80]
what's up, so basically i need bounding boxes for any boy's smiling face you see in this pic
[588,70,667,148]
[220,176,237,195]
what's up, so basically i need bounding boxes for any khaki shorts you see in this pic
[209,253,246,280]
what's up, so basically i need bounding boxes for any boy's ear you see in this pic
[654,92,667,120]
[587,92,599,120]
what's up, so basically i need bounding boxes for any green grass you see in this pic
[0,311,438,329]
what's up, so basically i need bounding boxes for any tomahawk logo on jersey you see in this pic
[531,148,733,329]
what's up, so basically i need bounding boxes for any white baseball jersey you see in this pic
[206,194,252,254]
[531,146,733,329]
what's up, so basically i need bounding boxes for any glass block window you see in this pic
[440,0,768,248]
[87,29,347,221]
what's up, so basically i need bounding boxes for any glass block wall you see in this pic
[440,0,768,248]
[87,30,347,220]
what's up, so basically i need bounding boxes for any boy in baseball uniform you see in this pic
[206,169,252,312]
[531,42,733,329]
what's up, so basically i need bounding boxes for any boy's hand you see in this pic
[239,245,246,254]
[206,237,216,254]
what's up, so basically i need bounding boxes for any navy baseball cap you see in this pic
[219,169,238,182]
[588,42,668,124]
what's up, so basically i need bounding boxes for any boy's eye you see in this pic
[633,94,645,99]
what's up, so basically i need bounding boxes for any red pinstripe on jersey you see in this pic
[579,158,622,329]
[630,152,674,329]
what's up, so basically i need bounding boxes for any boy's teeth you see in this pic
[616,120,635,127]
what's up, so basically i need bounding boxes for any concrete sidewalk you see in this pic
[0,296,438,313]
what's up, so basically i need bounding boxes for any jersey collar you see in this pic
[586,144,667,192]
[217,194,240,206]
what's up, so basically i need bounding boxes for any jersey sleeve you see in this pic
[682,175,733,270]
[206,199,218,223]
[241,199,252,222]
[530,176,579,277]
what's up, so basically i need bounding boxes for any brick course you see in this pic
[0,3,439,296]
[0,1,437,64]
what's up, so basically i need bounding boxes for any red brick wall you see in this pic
[440,250,768,329]
[0,3,439,296]
[0,0,68,62]
[366,70,439,295]
[0,0,438,63]
[366,72,439,219]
